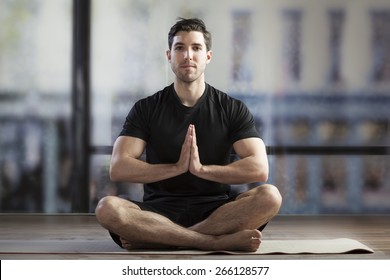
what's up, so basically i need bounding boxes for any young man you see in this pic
[95,18,282,252]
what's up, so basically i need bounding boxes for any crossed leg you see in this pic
[95,184,281,252]
[188,184,281,235]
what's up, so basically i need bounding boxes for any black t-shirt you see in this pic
[120,83,259,201]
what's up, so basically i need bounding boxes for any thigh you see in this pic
[202,191,268,232]
[108,196,194,248]
[233,190,268,231]
[108,195,177,248]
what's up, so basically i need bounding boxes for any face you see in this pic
[166,31,212,84]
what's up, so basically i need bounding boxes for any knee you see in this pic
[255,184,282,212]
[95,196,119,227]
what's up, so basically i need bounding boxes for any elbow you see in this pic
[109,158,138,183]
[109,165,118,182]
[254,164,269,183]
[109,161,122,182]
[257,171,268,183]
[253,170,268,183]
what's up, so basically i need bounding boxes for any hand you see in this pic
[189,125,203,175]
[175,124,192,174]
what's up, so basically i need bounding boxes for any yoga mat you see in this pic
[0,238,373,255]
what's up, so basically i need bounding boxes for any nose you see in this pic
[184,48,193,61]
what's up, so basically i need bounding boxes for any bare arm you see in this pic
[110,125,193,183]
[189,126,269,185]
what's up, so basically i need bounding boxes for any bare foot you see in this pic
[119,230,261,252]
[212,229,262,252]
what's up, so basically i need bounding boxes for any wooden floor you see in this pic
[0,214,389,259]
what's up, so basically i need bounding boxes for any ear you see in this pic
[206,50,213,64]
[166,50,171,62]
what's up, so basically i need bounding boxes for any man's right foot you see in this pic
[211,229,262,252]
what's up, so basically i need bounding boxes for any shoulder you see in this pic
[132,84,173,114]
[205,83,248,113]
[136,84,173,106]
[206,84,244,105]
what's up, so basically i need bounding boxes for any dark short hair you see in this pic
[168,17,212,51]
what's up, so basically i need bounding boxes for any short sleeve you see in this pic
[228,99,259,143]
[119,99,150,142]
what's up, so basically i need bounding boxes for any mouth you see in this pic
[181,64,196,68]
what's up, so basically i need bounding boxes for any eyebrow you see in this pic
[173,42,203,48]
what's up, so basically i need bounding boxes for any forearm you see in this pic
[110,156,184,184]
[110,127,192,184]
[194,156,268,185]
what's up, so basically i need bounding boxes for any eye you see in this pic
[193,46,202,51]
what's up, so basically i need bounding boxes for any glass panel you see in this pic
[282,9,302,83]
[90,0,390,214]
[232,10,253,87]
[370,10,390,84]
[270,155,390,214]
[89,155,144,211]
[327,9,345,87]
[0,0,72,213]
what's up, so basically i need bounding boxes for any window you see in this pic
[0,0,72,212]
[282,9,302,83]
[327,9,345,86]
[231,10,253,85]
[371,10,390,84]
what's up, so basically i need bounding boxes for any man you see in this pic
[95,18,282,252]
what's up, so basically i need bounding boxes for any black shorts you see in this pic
[109,194,267,248]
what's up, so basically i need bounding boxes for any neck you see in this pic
[174,79,206,107]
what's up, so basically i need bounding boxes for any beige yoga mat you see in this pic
[0,238,373,255]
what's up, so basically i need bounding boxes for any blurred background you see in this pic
[0,0,389,214]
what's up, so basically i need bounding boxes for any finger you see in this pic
[187,124,192,137]
[183,125,192,146]
[190,126,199,162]
[191,124,197,146]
